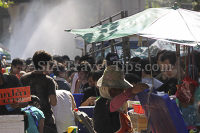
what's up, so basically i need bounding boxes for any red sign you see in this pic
[0,86,31,105]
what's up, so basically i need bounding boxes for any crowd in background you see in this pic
[0,49,200,133]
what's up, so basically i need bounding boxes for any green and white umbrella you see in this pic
[0,47,11,60]
[66,5,200,46]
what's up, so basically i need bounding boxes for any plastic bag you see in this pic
[175,77,198,104]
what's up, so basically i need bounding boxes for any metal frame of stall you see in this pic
[84,11,131,63]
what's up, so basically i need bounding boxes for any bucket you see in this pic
[72,93,84,108]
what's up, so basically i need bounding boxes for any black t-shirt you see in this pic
[79,82,89,93]
[156,78,177,95]
[81,86,100,105]
[94,97,120,133]
[0,74,22,115]
[20,72,57,124]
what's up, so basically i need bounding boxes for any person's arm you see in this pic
[49,95,57,106]
[48,78,57,106]
[39,118,44,133]
[74,79,81,93]
[10,75,28,108]
[110,83,149,112]
[81,97,96,106]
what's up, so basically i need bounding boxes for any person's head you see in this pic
[160,51,176,78]
[129,57,141,63]
[44,60,55,75]
[11,58,23,75]
[28,95,40,108]
[96,58,103,70]
[97,65,133,98]
[138,57,152,78]
[157,50,167,69]
[105,52,119,66]
[2,56,6,62]
[25,58,32,66]
[92,70,103,87]
[32,50,52,71]
[53,55,63,63]
[26,63,35,72]
[87,71,95,87]
[77,62,91,81]
[53,63,67,79]
[79,55,95,65]
[74,55,80,64]
[125,73,141,86]
[62,55,70,62]
[62,55,70,67]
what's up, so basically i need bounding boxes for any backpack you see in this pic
[23,106,39,128]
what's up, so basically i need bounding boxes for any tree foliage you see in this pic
[0,0,14,9]
[145,0,200,11]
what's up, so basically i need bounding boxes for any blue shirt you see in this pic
[22,106,45,133]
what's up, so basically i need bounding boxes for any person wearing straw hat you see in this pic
[93,65,149,133]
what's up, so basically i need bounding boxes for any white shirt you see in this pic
[52,90,76,133]
[141,77,163,89]
[71,73,79,94]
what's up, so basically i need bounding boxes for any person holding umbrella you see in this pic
[93,65,148,133]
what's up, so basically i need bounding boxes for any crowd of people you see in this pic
[0,49,200,133]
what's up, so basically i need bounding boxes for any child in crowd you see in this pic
[22,95,45,133]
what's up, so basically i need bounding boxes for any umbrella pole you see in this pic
[176,44,181,83]
[192,47,195,80]
[188,46,190,77]
[146,38,154,133]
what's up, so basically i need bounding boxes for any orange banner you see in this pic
[0,86,31,105]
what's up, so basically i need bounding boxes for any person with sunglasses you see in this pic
[8,58,23,79]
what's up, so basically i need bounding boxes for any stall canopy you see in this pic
[66,6,200,46]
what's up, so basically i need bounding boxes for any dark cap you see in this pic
[106,52,119,62]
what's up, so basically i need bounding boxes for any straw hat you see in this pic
[97,65,133,89]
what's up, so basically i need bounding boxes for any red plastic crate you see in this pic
[133,104,145,114]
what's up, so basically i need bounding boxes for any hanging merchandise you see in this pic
[176,77,199,104]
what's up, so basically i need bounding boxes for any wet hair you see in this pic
[62,55,70,61]
[77,62,91,74]
[138,57,152,75]
[129,57,141,63]
[160,51,176,66]
[74,55,80,62]
[124,62,142,78]
[156,50,167,61]
[79,55,95,65]
[12,58,23,67]
[28,95,40,108]
[92,70,103,82]
[125,73,141,84]
[25,58,32,66]
[53,63,65,76]
[32,50,52,70]
[53,55,63,63]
